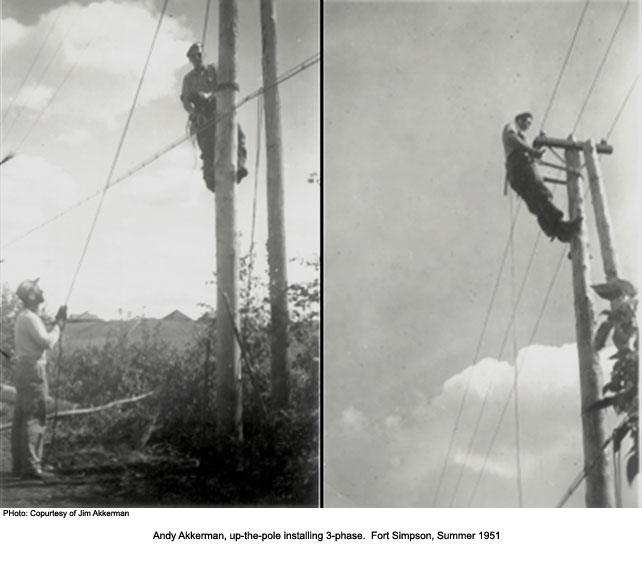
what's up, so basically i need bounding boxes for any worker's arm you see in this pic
[180,75,195,117]
[25,314,61,350]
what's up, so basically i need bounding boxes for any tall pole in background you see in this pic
[215,0,242,440]
[565,137,613,508]
[260,0,290,409]
[584,139,620,283]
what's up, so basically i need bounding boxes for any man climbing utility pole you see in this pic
[502,112,581,242]
[261,0,290,409]
[215,0,242,440]
[535,133,615,507]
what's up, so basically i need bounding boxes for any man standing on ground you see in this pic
[502,111,581,242]
[180,42,248,192]
[11,278,67,480]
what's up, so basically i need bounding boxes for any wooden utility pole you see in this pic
[583,139,620,282]
[215,0,242,440]
[534,134,614,507]
[560,136,614,507]
[260,0,290,409]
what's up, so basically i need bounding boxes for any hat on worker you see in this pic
[186,42,202,58]
[515,111,533,121]
[16,278,40,302]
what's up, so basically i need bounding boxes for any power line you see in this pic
[572,1,632,134]
[14,41,92,153]
[2,26,71,143]
[540,0,591,132]
[605,73,640,140]
[466,249,566,506]
[509,191,524,508]
[0,52,320,252]
[1,11,62,123]
[431,194,523,506]
[65,0,170,304]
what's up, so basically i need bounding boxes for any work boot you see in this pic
[236,165,248,184]
[555,217,582,243]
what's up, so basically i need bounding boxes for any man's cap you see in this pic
[186,42,202,58]
[16,278,40,301]
[515,111,534,122]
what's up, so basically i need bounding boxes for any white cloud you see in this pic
[0,154,79,233]
[340,405,367,433]
[325,343,638,508]
[0,17,28,51]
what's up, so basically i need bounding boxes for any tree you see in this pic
[591,278,639,485]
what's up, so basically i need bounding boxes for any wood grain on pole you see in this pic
[566,139,613,508]
[215,0,242,440]
[261,0,290,408]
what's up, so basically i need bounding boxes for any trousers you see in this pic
[506,151,563,237]
[190,95,248,191]
[11,361,48,475]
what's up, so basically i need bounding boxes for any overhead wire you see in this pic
[571,0,632,135]
[1,10,62,123]
[14,40,94,153]
[430,198,522,506]
[2,24,72,143]
[0,52,320,252]
[509,191,524,508]
[540,0,591,132]
[466,249,567,506]
[64,0,170,305]
[435,0,595,507]
[605,73,639,141]
[49,0,171,461]
[455,0,633,507]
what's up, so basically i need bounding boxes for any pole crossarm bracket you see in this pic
[538,159,581,176]
[534,134,613,155]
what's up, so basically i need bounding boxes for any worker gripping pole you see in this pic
[583,140,620,282]
[215,0,242,441]
[260,0,290,409]
[565,137,613,508]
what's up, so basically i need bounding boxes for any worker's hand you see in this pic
[55,305,68,329]
[532,148,545,160]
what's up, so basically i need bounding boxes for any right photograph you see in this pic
[323,0,640,507]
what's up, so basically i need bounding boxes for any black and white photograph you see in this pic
[1,0,320,508]
[324,0,640,508]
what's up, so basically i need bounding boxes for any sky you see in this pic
[0,0,320,320]
[324,0,640,507]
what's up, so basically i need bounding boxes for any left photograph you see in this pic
[0,0,320,507]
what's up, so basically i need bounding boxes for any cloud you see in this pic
[325,343,638,508]
[0,17,28,52]
[340,405,367,433]
[0,154,79,232]
[1,2,193,128]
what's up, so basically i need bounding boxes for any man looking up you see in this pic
[11,278,67,480]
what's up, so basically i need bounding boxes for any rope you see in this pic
[556,431,614,507]
[65,0,170,305]
[1,52,321,252]
[1,10,61,123]
[48,0,170,463]
[466,250,566,506]
[431,192,523,506]
[605,73,640,140]
[540,0,590,132]
[571,1,631,134]
[201,0,212,57]
[509,191,524,507]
